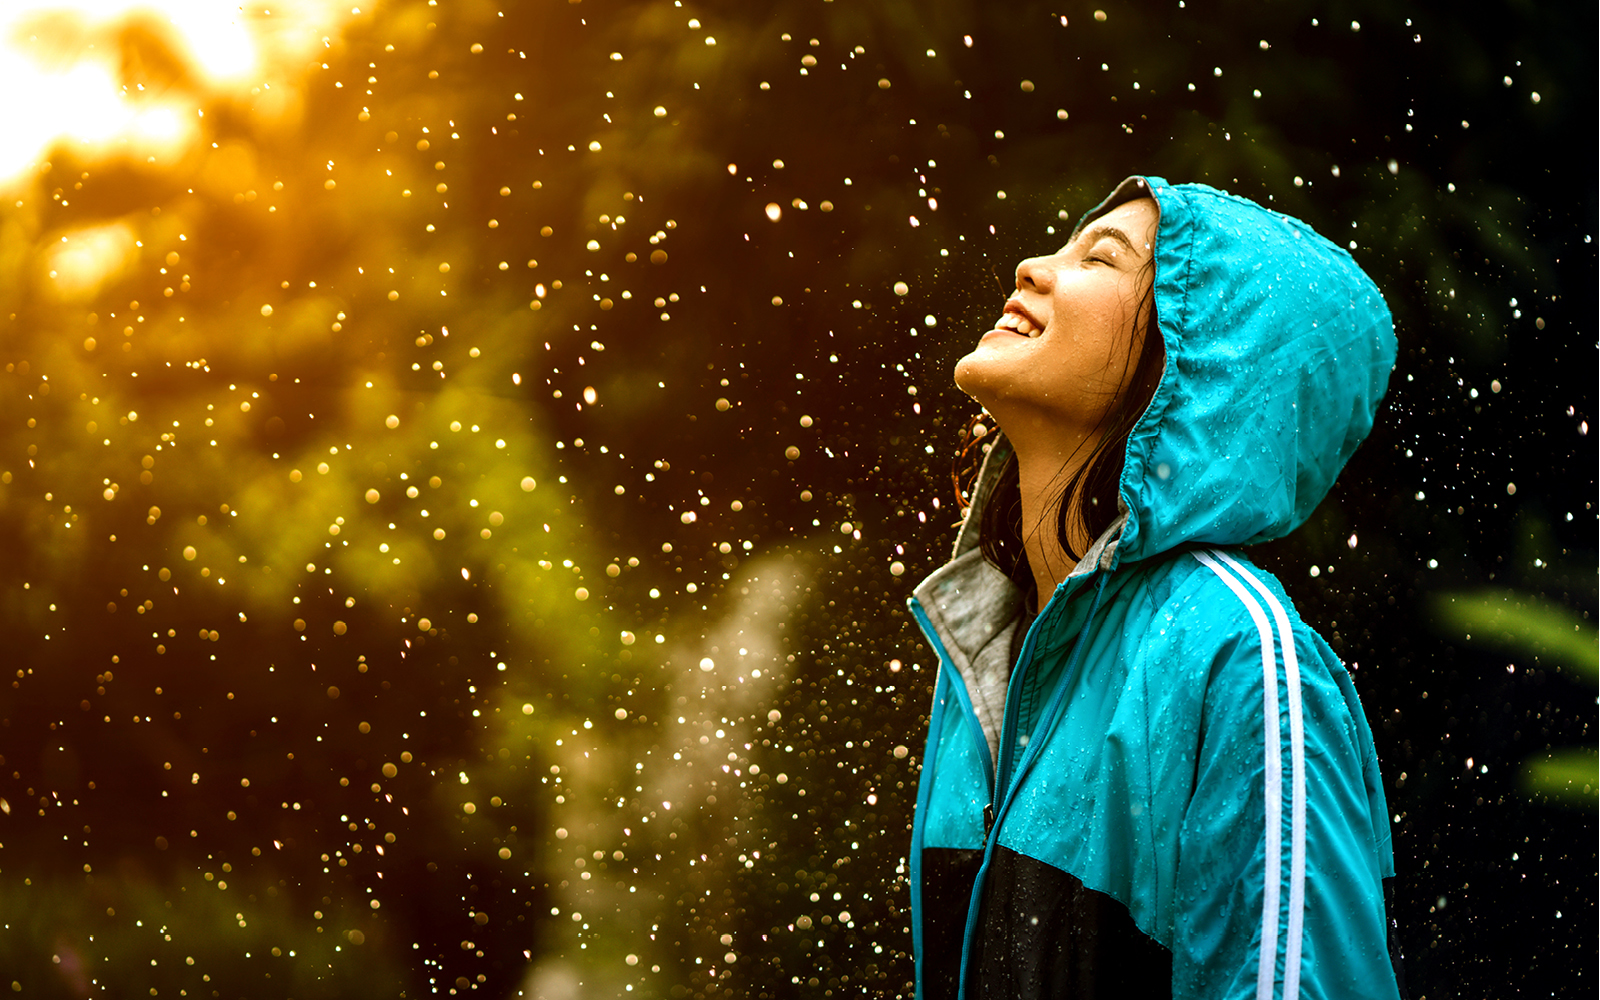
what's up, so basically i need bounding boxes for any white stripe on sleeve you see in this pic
[1216,552,1307,1000]
[1192,550,1286,1000]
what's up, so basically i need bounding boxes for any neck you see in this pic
[1011,430,1097,603]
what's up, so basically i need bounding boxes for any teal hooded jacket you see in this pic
[907,177,1403,1000]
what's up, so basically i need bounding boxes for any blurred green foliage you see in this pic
[1521,749,1599,808]
[1431,590,1598,683]
[1431,589,1597,809]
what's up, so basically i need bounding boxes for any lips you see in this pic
[992,300,1044,337]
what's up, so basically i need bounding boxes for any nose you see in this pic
[1014,254,1057,295]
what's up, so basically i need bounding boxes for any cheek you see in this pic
[1055,298,1133,367]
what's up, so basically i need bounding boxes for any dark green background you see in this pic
[0,0,1592,996]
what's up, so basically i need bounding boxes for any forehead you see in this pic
[1057,197,1159,255]
[1081,198,1158,239]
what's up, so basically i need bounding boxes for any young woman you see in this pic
[907,177,1406,1000]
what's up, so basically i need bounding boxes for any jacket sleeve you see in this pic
[1168,584,1400,1000]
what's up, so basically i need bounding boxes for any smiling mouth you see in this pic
[993,309,1041,337]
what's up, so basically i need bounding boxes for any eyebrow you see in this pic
[1076,224,1143,258]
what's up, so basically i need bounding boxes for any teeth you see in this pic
[997,312,1038,335]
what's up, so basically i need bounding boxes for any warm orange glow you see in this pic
[0,0,360,188]
[46,220,138,298]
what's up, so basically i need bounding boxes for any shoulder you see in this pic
[1128,548,1342,698]
[1124,548,1303,655]
[1135,549,1369,757]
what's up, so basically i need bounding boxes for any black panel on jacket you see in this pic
[919,847,985,1000]
[972,845,1172,1000]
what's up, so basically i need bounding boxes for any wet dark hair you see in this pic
[954,256,1165,592]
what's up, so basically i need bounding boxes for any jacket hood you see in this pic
[952,176,1396,572]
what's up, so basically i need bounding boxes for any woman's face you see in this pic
[954,197,1159,441]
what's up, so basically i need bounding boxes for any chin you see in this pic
[952,349,1003,407]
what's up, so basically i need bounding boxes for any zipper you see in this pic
[909,587,1064,842]
[911,577,1102,1000]
[954,571,1108,1000]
